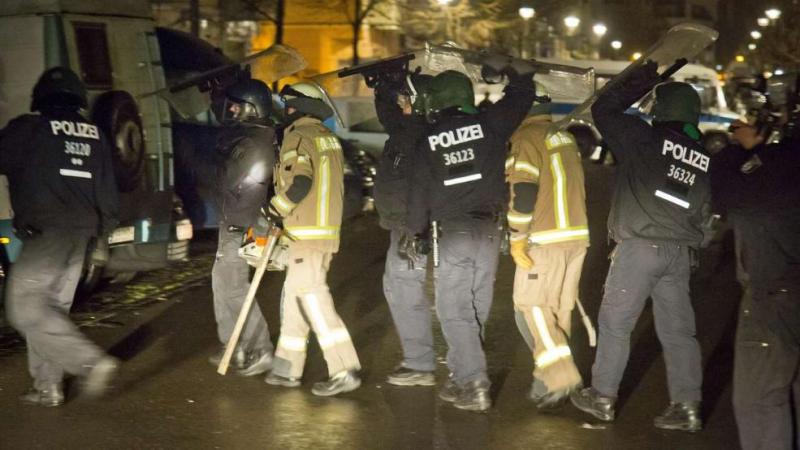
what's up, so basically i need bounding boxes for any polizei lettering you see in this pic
[428,124,484,151]
[49,120,100,140]
[661,139,709,172]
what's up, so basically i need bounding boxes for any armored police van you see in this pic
[0,0,192,291]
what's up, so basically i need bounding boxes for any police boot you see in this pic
[20,383,65,407]
[311,370,361,397]
[570,387,616,422]
[453,380,492,412]
[82,356,119,398]
[238,349,273,377]
[529,378,576,410]
[208,345,246,370]
[653,401,702,432]
[386,366,436,387]
[438,377,460,402]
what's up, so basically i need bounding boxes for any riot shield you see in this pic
[140,44,307,119]
[552,23,719,131]
[312,45,594,130]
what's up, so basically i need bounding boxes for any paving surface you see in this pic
[0,163,743,449]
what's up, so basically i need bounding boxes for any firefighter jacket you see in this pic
[592,72,712,247]
[270,116,344,253]
[506,115,589,247]
[373,84,427,231]
[0,111,119,236]
[214,123,276,228]
[407,77,535,234]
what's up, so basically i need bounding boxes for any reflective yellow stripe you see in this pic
[528,227,589,245]
[314,136,342,153]
[278,335,308,352]
[505,156,515,170]
[536,345,573,368]
[318,328,353,349]
[317,155,330,226]
[514,161,540,180]
[550,153,569,229]
[285,226,340,240]
[281,150,298,162]
[271,195,295,215]
[532,307,556,350]
[302,293,330,334]
[507,212,533,225]
[545,132,575,151]
[297,155,311,166]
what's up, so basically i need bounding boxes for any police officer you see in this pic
[265,82,361,396]
[407,68,535,411]
[208,78,276,377]
[373,73,437,386]
[0,67,120,406]
[570,61,710,431]
[711,115,800,449]
[505,83,589,408]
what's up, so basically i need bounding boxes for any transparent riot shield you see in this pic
[140,44,307,119]
[312,45,594,130]
[552,23,719,131]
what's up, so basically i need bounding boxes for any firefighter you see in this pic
[208,78,276,377]
[407,68,535,411]
[0,67,120,406]
[265,81,361,396]
[505,82,589,408]
[570,61,710,432]
[373,73,437,386]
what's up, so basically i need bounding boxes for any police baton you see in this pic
[431,221,440,268]
[217,223,282,375]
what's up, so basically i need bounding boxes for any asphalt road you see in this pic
[0,163,743,449]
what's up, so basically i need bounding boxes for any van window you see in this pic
[73,22,113,89]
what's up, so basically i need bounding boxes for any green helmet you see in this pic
[651,82,701,127]
[280,81,334,121]
[408,73,433,116]
[31,67,88,112]
[425,70,478,118]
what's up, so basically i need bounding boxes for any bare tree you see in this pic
[399,0,512,49]
[754,4,800,70]
[303,0,387,65]
[223,0,286,44]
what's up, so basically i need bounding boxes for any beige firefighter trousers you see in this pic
[274,245,360,379]
[513,244,587,393]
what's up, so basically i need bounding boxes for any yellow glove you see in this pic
[510,239,533,270]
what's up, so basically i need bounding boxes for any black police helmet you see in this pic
[223,78,273,123]
[31,67,88,112]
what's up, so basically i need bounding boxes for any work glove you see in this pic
[398,231,430,263]
[510,239,533,270]
[626,59,660,94]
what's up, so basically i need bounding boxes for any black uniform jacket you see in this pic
[373,85,427,231]
[214,123,276,228]
[407,77,535,234]
[592,81,711,247]
[0,111,119,236]
[711,139,800,285]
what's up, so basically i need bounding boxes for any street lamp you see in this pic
[748,43,757,51]
[632,52,642,60]
[519,6,535,58]
[610,40,622,50]
[437,0,452,4]
[765,8,782,20]
[592,23,607,38]
[757,17,770,27]
[750,30,762,40]
[564,15,580,33]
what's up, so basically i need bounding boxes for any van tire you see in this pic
[92,91,145,192]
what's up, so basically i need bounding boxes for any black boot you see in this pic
[386,366,436,386]
[238,349,273,377]
[438,378,460,403]
[208,345,246,370]
[570,387,616,422]
[20,383,65,407]
[82,356,119,398]
[453,380,491,412]
[654,402,702,432]
[311,370,361,397]
[264,372,301,388]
